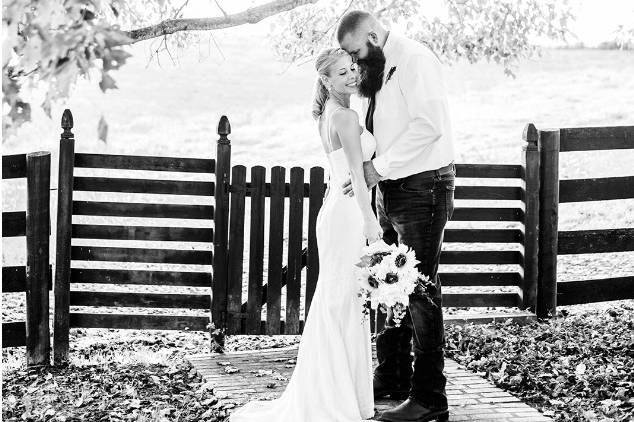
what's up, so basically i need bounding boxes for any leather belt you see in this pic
[380,162,455,186]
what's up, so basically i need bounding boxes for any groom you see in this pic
[338,11,455,422]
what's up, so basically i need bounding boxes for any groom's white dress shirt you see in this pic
[369,32,455,180]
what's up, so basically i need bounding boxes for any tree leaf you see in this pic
[98,116,108,143]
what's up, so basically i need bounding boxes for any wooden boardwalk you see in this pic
[187,345,551,422]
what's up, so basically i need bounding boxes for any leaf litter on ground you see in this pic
[445,301,634,422]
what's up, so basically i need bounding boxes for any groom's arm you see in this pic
[371,51,448,179]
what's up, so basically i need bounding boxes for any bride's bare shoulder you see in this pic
[331,108,358,129]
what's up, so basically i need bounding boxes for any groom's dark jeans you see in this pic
[374,163,455,410]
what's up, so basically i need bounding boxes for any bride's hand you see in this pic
[363,218,383,244]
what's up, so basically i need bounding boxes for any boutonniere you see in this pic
[385,66,397,84]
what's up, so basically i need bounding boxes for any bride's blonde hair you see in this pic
[312,48,349,121]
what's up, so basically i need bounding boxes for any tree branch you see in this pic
[125,0,319,43]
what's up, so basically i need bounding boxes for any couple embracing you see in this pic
[231,10,455,422]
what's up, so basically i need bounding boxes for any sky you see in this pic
[187,0,634,47]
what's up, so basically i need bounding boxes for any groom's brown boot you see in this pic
[373,376,409,400]
[378,397,449,422]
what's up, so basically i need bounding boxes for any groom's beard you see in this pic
[356,42,386,98]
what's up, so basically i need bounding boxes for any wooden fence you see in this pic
[53,110,216,365]
[535,126,634,317]
[31,109,633,364]
[2,151,52,365]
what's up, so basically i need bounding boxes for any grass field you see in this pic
[2,26,633,323]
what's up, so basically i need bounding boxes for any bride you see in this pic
[229,47,381,422]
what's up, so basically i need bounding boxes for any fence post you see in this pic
[54,109,75,366]
[25,151,51,366]
[537,129,560,318]
[521,124,540,312]
[212,116,231,345]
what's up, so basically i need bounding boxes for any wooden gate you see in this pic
[213,118,542,335]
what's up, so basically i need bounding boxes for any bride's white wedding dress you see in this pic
[230,109,377,422]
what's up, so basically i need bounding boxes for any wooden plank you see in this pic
[266,167,285,335]
[246,166,265,334]
[558,228,634,254]
[70,268,211,287]
[3,322,26,348]
[72,224,213,242]
[559,176,634,203]
[455,164,521,179]
[442,293,521,308]
[3,266,52,292]
[71,246,213,265]
[560,126,634,152]
[286,167,304,335]
[440,272,521,287]
[74,153,215,173]
[455,186,522,200]
[440,251,522,265]
[2,211,26,237]
[451,207,523,221]
[73,201,214,219]
[2,154,27,179]
[69,313,209,331]
[557,276,634,305]
[73,177,214,196]
[70,291,210,309]
[306,167,325,317]
[444,229,522,243]
[537,129,560,318]
[54,112,74,366]
[2,266,26,292]
[226,166,246,334]
[26,151,51,366]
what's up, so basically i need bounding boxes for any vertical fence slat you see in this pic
[537,129,560,317]
[227,166,246,334]
[521,124,540,312]
[26,152,51,366]
[54,109,74,366]
[266,167,285,334]
[246,166,266,334]
[306,167,325,317]
[212,116,231,337]
[286,167,304,334]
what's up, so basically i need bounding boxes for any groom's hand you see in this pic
[341,161,382,197]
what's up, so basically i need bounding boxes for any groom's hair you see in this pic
[336,10,372,43]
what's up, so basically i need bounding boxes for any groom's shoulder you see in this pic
[400,35,441,64]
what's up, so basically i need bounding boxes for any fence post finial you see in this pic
[523,123,538,146]
[61,109,74,140]
[217,115,231,145]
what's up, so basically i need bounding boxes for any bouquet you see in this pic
[356,240,436,327]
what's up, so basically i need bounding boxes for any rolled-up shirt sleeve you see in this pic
[372,53,446,179]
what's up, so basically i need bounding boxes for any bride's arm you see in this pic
[332,109,378,225]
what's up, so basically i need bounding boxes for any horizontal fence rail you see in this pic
[74,153,216,173]
[559,127,634,152]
